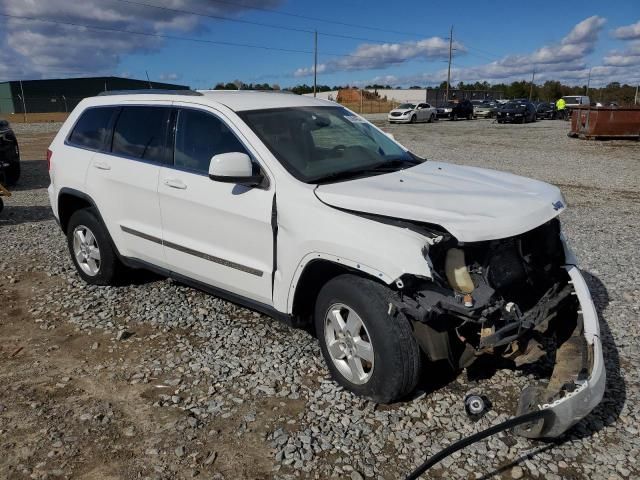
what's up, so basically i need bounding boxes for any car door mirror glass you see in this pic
[209,152,264,187]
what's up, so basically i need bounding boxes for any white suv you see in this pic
[48,90,603,438]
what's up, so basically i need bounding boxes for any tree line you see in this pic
[212,80,638,105]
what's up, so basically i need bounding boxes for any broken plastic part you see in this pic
[514,266,605,438]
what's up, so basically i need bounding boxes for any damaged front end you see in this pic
[395,219,605,438]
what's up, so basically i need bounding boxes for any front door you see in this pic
[158,106,274,305]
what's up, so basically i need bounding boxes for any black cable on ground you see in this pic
[405,409,551,480]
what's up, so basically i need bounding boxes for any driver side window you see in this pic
[174,109,249,174]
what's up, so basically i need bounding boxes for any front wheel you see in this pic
[410,114,417,124]
[315,274,422,403]
[4,160,20,186]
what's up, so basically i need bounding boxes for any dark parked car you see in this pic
[449,99,474,120]
[496,101,537,124]
[534,101,556,120]
[0,120,20,185]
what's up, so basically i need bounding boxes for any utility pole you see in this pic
[19,80,27,123]
[446,25,453,102]
[146,70,152,89]
[635,84,639,105]
[586,67,592,96]
[529,68,536,101]
[313,30,318,98]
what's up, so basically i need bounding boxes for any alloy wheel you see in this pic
[324,303,374,385]
[72,225,101,276]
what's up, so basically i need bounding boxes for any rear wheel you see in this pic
[315,274,422,403]
[428,113,435,123]
[67,208,124,286]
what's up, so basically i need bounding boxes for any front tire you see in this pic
[4,160,20,186]
[410,114,417,124]
[66,208,124,286]
[315,274,422,403]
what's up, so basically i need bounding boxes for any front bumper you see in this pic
[515,265,605,438]
[388,115,412,123]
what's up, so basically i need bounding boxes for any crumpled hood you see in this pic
[314,161,565,242]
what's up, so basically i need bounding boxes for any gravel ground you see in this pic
[1,118,638,479]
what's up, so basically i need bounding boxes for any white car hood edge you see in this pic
[314,161,565,242]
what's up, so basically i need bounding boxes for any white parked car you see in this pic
[48,90,603,437]
[388,102,436,123]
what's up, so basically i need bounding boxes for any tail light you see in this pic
[47,148,52,171]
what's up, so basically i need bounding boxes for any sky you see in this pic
[0,0,639,89]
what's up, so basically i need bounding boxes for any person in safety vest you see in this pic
[556,97,567,120]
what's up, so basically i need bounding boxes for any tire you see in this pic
[410,114,417,124]
[4,160,20,186]
[66,208,124,286]
[428,113,435,123]
[315,274,422,403]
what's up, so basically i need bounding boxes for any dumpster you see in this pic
[568,106,640,140]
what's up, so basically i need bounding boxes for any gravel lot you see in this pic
[1,118,638,479]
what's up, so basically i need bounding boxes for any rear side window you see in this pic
[174,109,248,174]
[68,107,118,150]
[112,106,171,163]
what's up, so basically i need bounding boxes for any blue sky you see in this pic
[1,0,639,88]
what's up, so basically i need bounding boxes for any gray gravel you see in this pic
[1,118,639,479]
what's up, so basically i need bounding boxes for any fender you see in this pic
[286,251,416,314]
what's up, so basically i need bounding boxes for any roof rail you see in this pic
[97,89,203,96]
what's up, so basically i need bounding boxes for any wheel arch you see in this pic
[289,257,392,327]
[57,188,99,233]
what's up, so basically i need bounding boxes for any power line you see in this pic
[113,0,445,45]
[0,13,314,55]
[189,0,428,38]
[0,13,443,62]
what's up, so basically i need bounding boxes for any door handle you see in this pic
[164,179,187,190]
[94,161,111,171]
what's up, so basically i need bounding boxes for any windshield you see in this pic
[397,103,416,109]
[239,106,421,184]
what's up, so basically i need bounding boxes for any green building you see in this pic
[0,76,189,114]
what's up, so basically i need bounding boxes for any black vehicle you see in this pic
[449,99,474,120]
[0,120,20,185]
[534,101,556,120]
[496,101,537,124]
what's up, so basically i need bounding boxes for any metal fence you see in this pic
[0,95,85,115]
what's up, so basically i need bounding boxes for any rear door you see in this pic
[85,103,172,267]
[158,105,274,305]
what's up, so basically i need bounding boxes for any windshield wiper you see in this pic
[312,158,422,184]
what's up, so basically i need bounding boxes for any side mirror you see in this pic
[208,152,264,187]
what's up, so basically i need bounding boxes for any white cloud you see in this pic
[159,72,181,81]
[604,41,640,67]
[294,37,463,77]
[0,0,283,80]
[612,20,640,40]
[369,16,606,86]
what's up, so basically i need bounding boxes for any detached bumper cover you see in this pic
[515,265,606,438]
